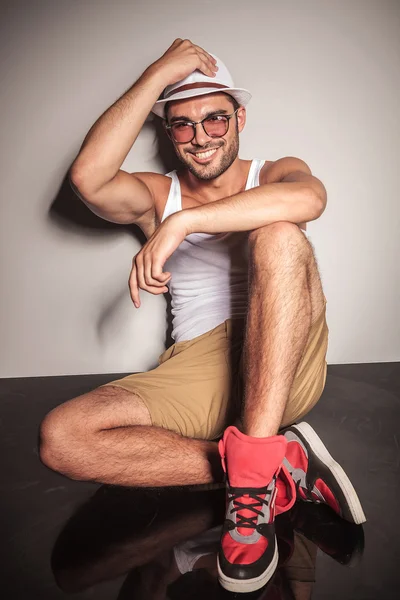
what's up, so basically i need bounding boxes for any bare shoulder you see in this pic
[131,171,173,225]
[260,156,312,185]
[133,171,172,199]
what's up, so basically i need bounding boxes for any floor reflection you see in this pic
[51,485,364,599]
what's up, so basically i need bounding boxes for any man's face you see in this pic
[165,93,246,181]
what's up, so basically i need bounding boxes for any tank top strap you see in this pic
[161,170,182,222]
[245,158,266,190]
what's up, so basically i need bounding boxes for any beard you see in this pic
[174,130,239,181]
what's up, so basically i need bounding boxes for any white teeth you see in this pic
[194,148,217,159]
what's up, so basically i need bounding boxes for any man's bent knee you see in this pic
[39,401,96,479]
[248,221,304,246]
[248,222,312,268]
[39,385,151,479]
[39,411,85,480]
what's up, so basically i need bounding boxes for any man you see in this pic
[40,39,366,593]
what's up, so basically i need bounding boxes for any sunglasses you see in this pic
[165,109,239,144]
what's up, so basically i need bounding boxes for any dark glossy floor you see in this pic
[1,362,399,599]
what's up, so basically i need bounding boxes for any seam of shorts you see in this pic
[98,382,155,427]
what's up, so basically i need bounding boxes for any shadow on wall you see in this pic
[47,115,182,355]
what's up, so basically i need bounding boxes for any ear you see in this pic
[237,106,246,133]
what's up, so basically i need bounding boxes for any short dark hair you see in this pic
[164,92,241,122]
[224,93,241,112]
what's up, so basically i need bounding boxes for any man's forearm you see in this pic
[181,181,324,235]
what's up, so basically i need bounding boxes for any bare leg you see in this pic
[242,222,325,438]
[40,222,325,487]
[40,386,222,487]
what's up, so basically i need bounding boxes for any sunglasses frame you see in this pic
[165,108,240,144]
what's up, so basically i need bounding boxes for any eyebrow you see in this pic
[169,109,229,124]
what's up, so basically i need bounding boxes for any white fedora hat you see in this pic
[151,53,252,119]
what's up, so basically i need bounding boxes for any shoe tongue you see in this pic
[223,426,287,488]
[233,478,276,536]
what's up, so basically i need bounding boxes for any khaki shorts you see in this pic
[100,299,329,440]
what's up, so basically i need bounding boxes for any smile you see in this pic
[190,147,219,163]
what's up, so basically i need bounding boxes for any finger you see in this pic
[135,254,147,292]
[131,280,167,299]
[145,285,169,295]
[136,254,171,296]
[128,262,140,308]
[154,272,171,284]
[194,46,218,72]
[201,56,218,77]
[130,263,168,298]
[195,53,217,77]
[151,260,171,283]
[144,254,167,287]
[193,44,217,64]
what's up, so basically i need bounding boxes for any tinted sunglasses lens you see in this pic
[171,117,229,142]
[203,117,228,137]
[171,123,194,142]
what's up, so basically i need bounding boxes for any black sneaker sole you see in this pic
[217,542,278,593]
[289,422,366,525]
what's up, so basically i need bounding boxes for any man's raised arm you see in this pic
[69,39,218,224]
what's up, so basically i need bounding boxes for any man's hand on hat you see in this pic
[147,38,218,87]
[128,211,190,308]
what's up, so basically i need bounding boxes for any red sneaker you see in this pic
[217,426,296,593]
[282,422,366,524]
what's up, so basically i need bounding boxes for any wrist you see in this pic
[169,210,194,237]
[142,63,171,92]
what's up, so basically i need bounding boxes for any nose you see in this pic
[192,122,211,146]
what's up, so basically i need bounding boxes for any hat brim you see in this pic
[151,87,252,118]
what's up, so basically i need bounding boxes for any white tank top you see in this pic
[161,159,310,342]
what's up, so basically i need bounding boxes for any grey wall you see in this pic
[1,0,399,378]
